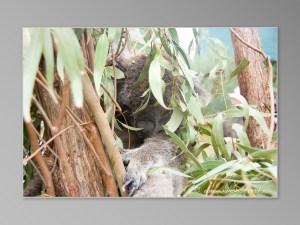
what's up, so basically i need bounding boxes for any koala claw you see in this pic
[123,174,146,196]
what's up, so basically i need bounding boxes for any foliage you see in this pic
[23,27,277,197]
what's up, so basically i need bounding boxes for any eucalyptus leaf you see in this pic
[23,29,43,122]
[184,160,237,196]
[149,58,171,110]
[164,128,204,170]
[173,40,191,69]
[94,33,109,96]
[212,113,230,160]
[232,123,251,146]
[42,28,55,99]
[56,52,64,82]
[117,120,144,131]
[52,28,84,107]
[107,28,121,43]
[251,149,277,160]
[230,58,249,78]
[104,66,124,79]
[168,28,179,44]
[249,107,270,135]
[165,108,184,132]
[187,95,204,124]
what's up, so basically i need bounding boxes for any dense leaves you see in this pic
[23,27,277,197]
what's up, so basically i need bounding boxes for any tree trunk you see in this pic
[231,27,273,148]
[36,76,119,197]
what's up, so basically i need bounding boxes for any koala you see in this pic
[116,54,210,146]
[115,53,210,197]
[121,134,186,197]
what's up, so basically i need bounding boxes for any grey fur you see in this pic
[122,134,186,197]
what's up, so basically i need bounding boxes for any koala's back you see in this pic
[122,134,186,197]
[133,173,185,197]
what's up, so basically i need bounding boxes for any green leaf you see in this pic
[212,113,230,160]
[168,28,179,44]
[177,55,195,90]
[94,33,109,96]
[230,58,249,78]
[157,54,173,71]
[238,144,276,161]
[133,90,151,114]
[133,45,157,87]
[164,108,184,132]
[201,159,226,170]
[224,107,245,118]
[23,28,43,122]
[159,30,175,58]
[164,128,204,170]
[184,160,237,196]
[107,28,121,43]
[148,166,191,178]
[52,28,84,107]
[251,149,277,160]
[187,95,204,124]
[56,52,64,82]
[117,120,144,131]
[194,143,210,157]
[42,28,55,100]
[249,107,270,135]
[115,135,124,149]
[172,40,191,69]
[149,58,171,110]
[104,66,124,79]
[237,144,260,154]
[204,95,231,115]
[232,123,251,146]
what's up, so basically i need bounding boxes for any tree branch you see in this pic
[32,96,54,129]
[25,121,55,196]
[81,72,127,196]
[230,28,267,59]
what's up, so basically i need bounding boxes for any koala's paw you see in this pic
[123,166,148,196]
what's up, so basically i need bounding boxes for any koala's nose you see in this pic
[123,175,138,196]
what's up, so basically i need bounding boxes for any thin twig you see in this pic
[85,62,132,147]
[23,125,74,165]
[111,50,117,132]
[32,97,54,129]
[230,28,267,59]
[81,71,127,196]
[36,75,84,125]
[31,124,59,160]
[54,76,69,130]
[84,64,122,112]
[115,28,128,58]
[266,59,275,149]
[85,30,95,71]
[66,110,110,176]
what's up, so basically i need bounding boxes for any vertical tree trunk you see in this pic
[231,27,273,148]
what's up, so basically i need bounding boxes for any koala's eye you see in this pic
[136,120,155,133]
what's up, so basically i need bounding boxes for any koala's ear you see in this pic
[120,148,139,165]
[115,55,130,73]
[120,149,135,165]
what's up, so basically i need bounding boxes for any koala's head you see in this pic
[123,159,148,196]
[133,105,172,140]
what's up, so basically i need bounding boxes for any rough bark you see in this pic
[36,78,110,197]
[231,27,273,148]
